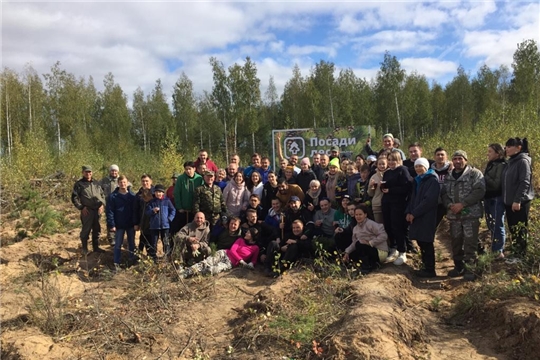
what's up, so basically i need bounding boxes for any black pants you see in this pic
[435,203,446,228]
[138,230,155,259]
[382,202,407,253]
[334,231,352,253]
[349,243,380,270]
[505,201,530,256]
[417,241,435,272]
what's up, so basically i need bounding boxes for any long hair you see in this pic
[505,137,530,154]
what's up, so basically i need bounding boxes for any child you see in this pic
[353,164,372,205]
[146,184,176,261]
[367,157,388,224]
[335,202,357,252]
[180,227,260,278]
[334,195,352,231]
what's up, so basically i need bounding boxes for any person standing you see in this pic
[223,172,250,217]
[106,175,136,270]
[146,184,176,260]
[71,165,106,255]
[406,158,440,278]
[100,164,120,246]
[193,171,227,227]
[431,148,453,227]
[442,150,485,281]
[483,143,506,258]
[134,174,155,258]
[174,162,203,231]
[502,138,534,260]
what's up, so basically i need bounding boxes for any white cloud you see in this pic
[450,0,497,29]
[354,30,438,55]
[401,57,457,80]
[287,44,339,58]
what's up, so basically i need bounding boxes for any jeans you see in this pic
[484,196,506,253]
[114,227,136,264]
[150,229,170,258]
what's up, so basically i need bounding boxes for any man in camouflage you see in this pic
[72,165,106,255]
[442,150,485,281]
[193,171,227,227]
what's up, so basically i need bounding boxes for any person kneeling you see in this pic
[342,204,388,275]
[180,227,259,278]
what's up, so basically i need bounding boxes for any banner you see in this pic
[271,126,376,169]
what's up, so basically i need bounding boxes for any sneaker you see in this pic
[393,252,407,266]
[463,272,476,281]
[93,247,106,253]
[447,267,465,277]
[385,248,399,263]
[415,269,437,278]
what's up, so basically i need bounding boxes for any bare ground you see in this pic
[1,210,539,360]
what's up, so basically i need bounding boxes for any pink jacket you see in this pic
[226,238,259,266]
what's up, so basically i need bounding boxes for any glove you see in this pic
[246,262,255,270]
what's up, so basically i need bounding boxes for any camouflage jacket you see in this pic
[100,176,119,199]
[441,165,485,220]
[193,183,227,216]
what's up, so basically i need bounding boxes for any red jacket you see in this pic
[194,158,219,173]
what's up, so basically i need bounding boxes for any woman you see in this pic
[296,158,317,193]
[406,158,440,278]
[502,137,534,260]
[324,157,347,205]
[283,166,297,184]
[381,151,413,265]
[367,156,388,224]
[223,172,250,217]
[342,204,388,274]
[180,227,260,278]
[248,171,264,200]
[304,179,325,214]
[483,143,506,258]
[355,154,365,171]
[262,171,279,215]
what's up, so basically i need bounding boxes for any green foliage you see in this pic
[15,187,61,238]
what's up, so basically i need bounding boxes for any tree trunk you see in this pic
[5,88,12,160]
[328,73,335,128]
[252,132,255,153]
[223,110,229,163]
[28,81,32,132]
[394,91,403,142]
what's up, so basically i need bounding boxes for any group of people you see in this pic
[71,135,534,280]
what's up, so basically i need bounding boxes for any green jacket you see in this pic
[174,173,203,211]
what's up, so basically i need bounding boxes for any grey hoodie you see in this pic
[502,152,534,206]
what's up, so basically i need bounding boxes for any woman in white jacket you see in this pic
[223,172,250,217]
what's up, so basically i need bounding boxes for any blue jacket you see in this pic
[406,170,440,243]
[146,196,176,230]
[106,189,136,229]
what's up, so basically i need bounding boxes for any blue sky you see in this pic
[2,1,539,103]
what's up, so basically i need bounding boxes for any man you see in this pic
[193,171,227,227]
[210,216,242,250]
[174,212,211,265]
[365,133,406,160]
[329,146,340,161]
[280,196,314,235]
[100,164,120,246]
[312,153,325,181]
[313,198,336,238]
[71,165,106,254]
[134,174,155,258]
[243,153,262,179]
[441,150,485,281]
[174,162,203,231]
[432,147,453,227]
[403,143,434,178]
[320,154,329,172]
[194,149,219,173]
[289,155,301,174]
[276,178,305,208]
[226,162,239,182]
[266,219,312,277]
[167,173,178,202]
[260,156,272,184]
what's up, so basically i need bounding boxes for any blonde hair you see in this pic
[387,151,403,165]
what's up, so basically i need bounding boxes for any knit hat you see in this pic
[301,157,311,167]
[109,164,119,171]
[414,158,430,171]
[366,155,377,162]
[452,150,468,160]
[383,133,394,140]
[154,184,166,193]
[328,157,340,168]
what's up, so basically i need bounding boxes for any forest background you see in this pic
[1,39,538,191]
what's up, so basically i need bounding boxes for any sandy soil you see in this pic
[1,209,539,360]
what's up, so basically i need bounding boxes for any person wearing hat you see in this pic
[71,165,106,255]
[365,133,406,161]
[281,196,314,235]
[329,145,340,161]
[146,184,176,261]
[441,150,485,281]
[193,170,227,227]
[100,164,120,246]
[296,157,317,193]
[406,158,440,277]
[324,157,347,205]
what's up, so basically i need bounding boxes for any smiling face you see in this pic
[415,164,427,176]
[185,166,195,177]
[292,222,303,236]
[261,158,270,170]
[141,176,152,189]
[377,158,388,172]
[234,172,244,184]
[199,151,208,162]
[328,165,338,175]
[313,153,321,165]
[383,136,394,149]
[251,171,261,185]
[354,208,368,223]
[271,198,281,212]
[290,155,298,165]
[194,212,205,227]
[346,164,355,176]
[228,218,240,232]
[252,155,261,167]
[246,211,257,224]
[118,178,128,191]
[109,169,119,178]
[268,172,277,186]
[320,155,329,168]
[408,146,421,161]
[320,199,330,213]
[82,169,92,181]
[434,150,447,166]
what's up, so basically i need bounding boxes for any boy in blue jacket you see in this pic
[146,184,176,261]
